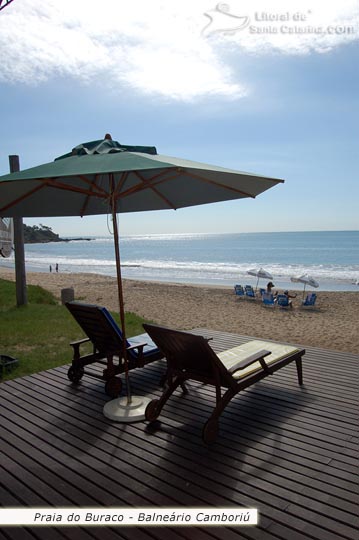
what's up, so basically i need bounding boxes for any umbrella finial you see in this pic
[104,133,112,140]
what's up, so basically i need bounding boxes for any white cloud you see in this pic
[0,0,357,101]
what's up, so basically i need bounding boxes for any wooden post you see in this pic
[9,155,27,306]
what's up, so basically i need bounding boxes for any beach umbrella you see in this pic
[290,273,319,299]
[0,135,284,421]
[247,267,273,291]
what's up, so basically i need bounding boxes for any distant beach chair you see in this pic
[259,287,266,297]
[66,302,164,397]
[302,293,317,308]
[276,294,290,308]
[143,324,305,443]
[244,285,256,299]
[234,284,244,297]
[262,292,275,307]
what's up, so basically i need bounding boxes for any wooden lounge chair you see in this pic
[66,302,163,397]
[143,324,305,443]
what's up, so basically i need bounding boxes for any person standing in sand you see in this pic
[283,290,297,309]
[267,281,275,294]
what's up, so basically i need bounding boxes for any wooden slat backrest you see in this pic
[66,302,124,355]
[143,324,234,387]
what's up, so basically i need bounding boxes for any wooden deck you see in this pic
[0,329,358,540]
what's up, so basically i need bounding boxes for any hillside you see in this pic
[23,224,63,243]
[23,224,91,243]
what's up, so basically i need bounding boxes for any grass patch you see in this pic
[0,278,149,382]
[0,278,57,308]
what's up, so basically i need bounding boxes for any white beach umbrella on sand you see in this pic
[291,274,319,299]
[247,267,273,291]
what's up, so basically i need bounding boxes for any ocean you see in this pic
[1,231,358,291]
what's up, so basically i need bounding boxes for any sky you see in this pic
[0,0,358,237]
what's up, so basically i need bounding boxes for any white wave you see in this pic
[266,263,359,282]
[25,255,116,267]
[23,254,359,282]
[120,232,219,242]
[91,237,115,242]
[121,259,359,283]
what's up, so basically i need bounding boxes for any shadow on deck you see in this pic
[0,329,358,540]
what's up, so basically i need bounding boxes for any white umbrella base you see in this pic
[103,395,152,423]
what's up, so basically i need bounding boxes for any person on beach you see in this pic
[56,263,59,273]
[49,265,52,273]
[283,290,297,309]
[267,281,275,294]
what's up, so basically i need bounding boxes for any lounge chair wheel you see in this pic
[67,366,84,383]
[105,376,123,398]
[202,419,219,444]
[145,399,161,422]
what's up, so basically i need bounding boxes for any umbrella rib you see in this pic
[0,183,46,213]
[0,178,108,215]
[118,167,262,201]
[43,178,108,199]
[136,167,176,184]
[132,170,177,209]
[113,171,130,198]
[79,174,105,217]
[112,169,177,209]
[46,176,109,197]
[183,170,257,198]
[116,169,176,200]
[76,174,109,196]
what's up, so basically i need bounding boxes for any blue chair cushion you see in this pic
[277,295,289,307]
[99,306,160,359]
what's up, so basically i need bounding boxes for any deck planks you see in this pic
[0,329,358,540]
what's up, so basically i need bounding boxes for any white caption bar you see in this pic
[0,508,257,526]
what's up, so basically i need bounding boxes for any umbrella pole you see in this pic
[103,175,152,423]
[110,197,132,405]
[302,283,306,301]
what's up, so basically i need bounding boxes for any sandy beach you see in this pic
[1,268,358,354]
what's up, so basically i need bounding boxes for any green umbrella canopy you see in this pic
[0,137,284,218]
[0,136,284,418]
